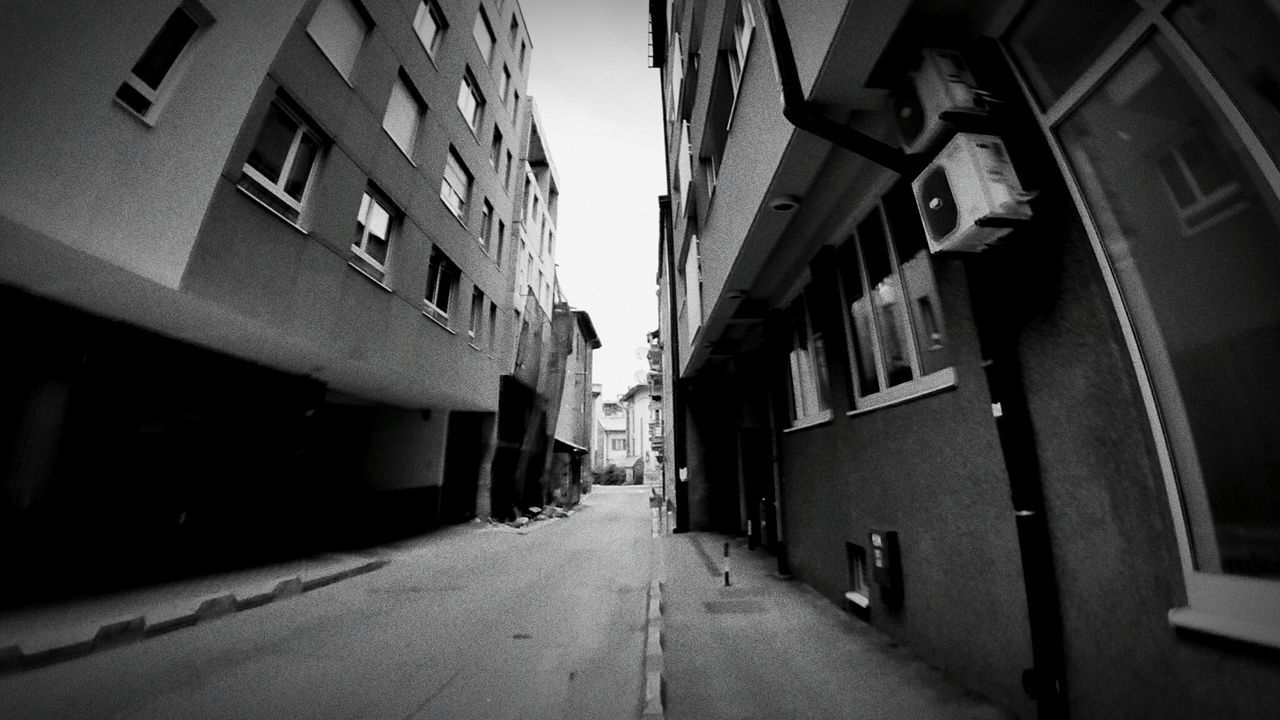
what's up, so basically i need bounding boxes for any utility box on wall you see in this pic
[869,529,904,609]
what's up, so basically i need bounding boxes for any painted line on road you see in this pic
[643,578,666,720]
[0,558,389,675]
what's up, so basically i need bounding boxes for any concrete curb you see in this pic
[642,579,666,720]
[0,558,388,675]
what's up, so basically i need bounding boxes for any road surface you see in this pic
[0,486,656,720]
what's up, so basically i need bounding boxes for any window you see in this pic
[472,7,495,65]
[496,220,506,267]
[512,90,520,122]
[239,97,323,223]
[114,2,209,120]
[500,65,512,102]
[383,72,425,159]
[440,147,472,220]
[835,183,951,409]
[547,230,554,258]
[469,287,484,339]
[479,198,493,250]
[488,301,498,347]
[1017,2,1280,642]
[509,15,519,47]
[457,69,485,132]
[490,127,503,168]
[307,0,369,81]
[519,39,527,71]
[352,187,395,276]
[727,0,755,98]
[611,437,627,451]
[784,290,831,428]
[682,235,702,337]
[504,150,514,189]
[424,247,458,319]
[1007,0,1140,107]
[413,0,446,58]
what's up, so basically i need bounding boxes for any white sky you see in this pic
[519,0,667,402]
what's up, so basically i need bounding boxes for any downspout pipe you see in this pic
[759,0,908,174]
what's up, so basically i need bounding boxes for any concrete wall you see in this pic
[0,0,305,289]
[363,407,448,491]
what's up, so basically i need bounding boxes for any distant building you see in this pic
[651,0,1280,718]
[0,0,587,589]
[549,309,601,505]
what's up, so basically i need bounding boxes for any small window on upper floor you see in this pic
[440,147,472,220]
[505,150,515,189]
[509,15,520,47]
[413,0,447,59]
[352,186,396,280]
[383,71,425,160]
[469,287,485,340]
[473,7,496,65]
[114,1,212,122]
[490,126,503,168]
[835,182,953,411]
[424,247,459,321]
[496,220,506,268]
[726,0,755,116]
[488,301,499,347]
[457,68,485,132]
[239,95,324,225]
[500,65,512,103]
[307,0,370,81]
[479,198,494,251]
[511,90,520,122]
[519,39,527,72]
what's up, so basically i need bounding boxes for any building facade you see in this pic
[0,0,576,594]
[651,0,1280,718]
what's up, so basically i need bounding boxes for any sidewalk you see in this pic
[0,550,388,674]
[657,533,1015,720]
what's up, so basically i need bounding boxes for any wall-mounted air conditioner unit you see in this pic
[913,133,1033,253]
[895,48,992,155]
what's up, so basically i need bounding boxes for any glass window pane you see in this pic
[284,132,319,200]
[1059,36,1280,578]
[837,241,880,397]
[131,8,199,89]
[858,212,914,387]
[1172,0,1280,170]
[246,104,298,185]
[885,184,947,376]
[413,1,440,54]
[473,11,494,63]
[1008,0,1141,107]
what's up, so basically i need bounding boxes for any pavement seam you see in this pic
[0,558,389,676]
[642,578,666,720]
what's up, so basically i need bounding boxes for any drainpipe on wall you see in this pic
[758,2,1067,716]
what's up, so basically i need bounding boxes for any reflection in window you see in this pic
[1058,36,1280,578]
[785,292,831,426]
[1008,0,1140,107]
[836,184,949,408]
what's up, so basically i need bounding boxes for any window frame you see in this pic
[782,287,833,431]
[383,71,426,161]
[478,198,494,250]
[472,6,496,66]
[833,190,956,414]
[306,0,370,82]
[457,68,485,133]
[114,1,212,123]
[469,286,485,340]
[423,247,458,321]
[439,147,472,221]
[725,0,756,128]
[412,0,447,59]
[1003,0,1280,648]
[490,126,504,168]
[351,185,396,276]
[239,95,324,225]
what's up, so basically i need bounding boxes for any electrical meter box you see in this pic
[868,529,901,589]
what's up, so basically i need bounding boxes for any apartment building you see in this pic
[650,0,1280,718]
[0,0,569,594]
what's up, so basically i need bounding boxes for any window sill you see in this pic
[113,96,159,128]
[458,108,483,143]
[383,128,418,166]
[468,341,483,351]
[782,410,833,434]
[236,185,309,236]
[347,261,392,291]
[1168,607,1280,651]
[422,307,455,333]
[847,367,958,418]
[844,591,870,609]
[440,197,470,229]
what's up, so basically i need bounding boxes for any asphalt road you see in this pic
[0,485,656,720]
